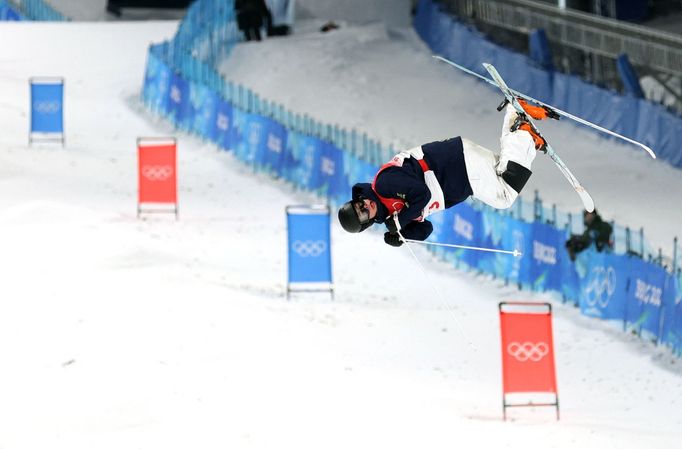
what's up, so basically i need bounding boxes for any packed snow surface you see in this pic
[0,7,681,449]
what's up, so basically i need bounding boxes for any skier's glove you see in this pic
[384,232,403,247]
[385,214,401,235]
[518,99,560,121]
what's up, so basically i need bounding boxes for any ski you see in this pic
[483,62,595,212]
[433,55,656,159]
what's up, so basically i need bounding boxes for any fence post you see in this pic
[551,204,557,225]
[351,129,358,156]
[674,236,678,273]
[226,81,233,102]
[640,227,645,258]
[533,190,542,222]
[567,212,573,234]
[369,139,377,165]
[626,226,631,255]
[237,84,244,110]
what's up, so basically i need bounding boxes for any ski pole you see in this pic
[396,228,477,352]
[402,239,522,257]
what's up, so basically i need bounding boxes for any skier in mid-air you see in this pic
[337,100,554,247]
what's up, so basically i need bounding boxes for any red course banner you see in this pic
[137,137,178,217]
[499,302,559,420]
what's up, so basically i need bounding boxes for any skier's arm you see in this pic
[375,170,431,228]
[401,220,433,241]
[383,220,433,247]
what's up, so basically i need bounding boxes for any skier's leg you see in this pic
[462,138,519,209]
[497,104,537,176]
[486,103,538,198]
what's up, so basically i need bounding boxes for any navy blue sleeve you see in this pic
[400,220,433,241]
[374,168,431,228]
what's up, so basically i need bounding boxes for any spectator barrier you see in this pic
[0,0,23,19]
[2,0,67,20]
[141,44,682,356]
[137,0,682,356]
[2,0,678,357]
[413,0,682,169]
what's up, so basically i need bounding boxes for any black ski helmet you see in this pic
[338,200,373,233]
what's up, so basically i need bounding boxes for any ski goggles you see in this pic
[353,199,371,225]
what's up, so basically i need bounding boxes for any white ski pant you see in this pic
[462,104,537,209]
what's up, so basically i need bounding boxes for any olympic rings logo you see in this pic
[141,164,174,181]
[584,266,616,308]
[507,341,549,362]
[292,240,327,257]
[33,100,61,114]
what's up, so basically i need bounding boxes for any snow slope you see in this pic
[219,20,682,255]
[0,14,681,449]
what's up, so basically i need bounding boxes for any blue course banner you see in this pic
[287,205,332,287]
[477,208,506,277]
[560,252,581,305]
[659,275,682,354]
[320,141,348,200]
[167,72,189,128]
[188,81,218,140]
[447,204,482,269]
[426,208,455,262]
[501,218,532,286]
[625,257,667,340]
[30,78,64,134]
[262,118,287,176]
[343,152,378,192]
[213,98,233,150]
[241,113,269,167]
[578,250,630,321]
[281,130,302,184]
[530,222,564,292]
[231,110,273,168]
[288,133,323,190]
[0,0,23,20]
[142,46,171,114]
[231,108,249,162]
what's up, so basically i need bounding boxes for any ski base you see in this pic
[433,55,655,159]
